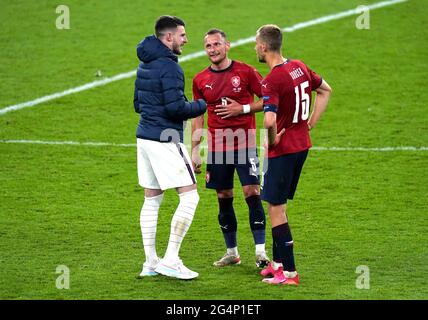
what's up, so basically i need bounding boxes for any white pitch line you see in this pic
[0,139,135,148]
[1,139,426,152]
[311,146,428,152]
[0,0,408,116]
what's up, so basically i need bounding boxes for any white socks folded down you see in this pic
[227,244,266,257]
[255,243,266,255]
[140,190,200,266]
[227,247,239,256]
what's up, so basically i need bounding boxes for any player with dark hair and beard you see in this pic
[134,15,206,280]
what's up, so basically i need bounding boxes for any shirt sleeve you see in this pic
[161,63,206,120]
[262,77,279,113]
[308,66,323,90]
[192,76,203,100]
[247,67,263,98]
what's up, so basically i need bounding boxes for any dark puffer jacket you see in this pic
[133,35,206,143]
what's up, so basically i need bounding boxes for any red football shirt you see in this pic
[193,60,262,151]
[262,59,322,158]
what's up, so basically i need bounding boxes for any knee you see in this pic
[217,189,233,198]
[143,193,164,207]
[243,185,260,198]
[179,189,199,206]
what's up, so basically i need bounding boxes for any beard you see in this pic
[258,55,266,63]
[172,41,182,55]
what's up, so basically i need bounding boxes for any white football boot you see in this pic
[155,258,198,280]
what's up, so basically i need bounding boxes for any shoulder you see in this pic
[289,59,311,73]
[193,67,210,83]
[233,60,260,73]
[160,58,183,76]
[261,72,276,92]
[264,68,282,84]
[263,66,292,89]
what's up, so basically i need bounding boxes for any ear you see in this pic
[262,43,268,53]
[165,32,173,43]
[225,41,231,51]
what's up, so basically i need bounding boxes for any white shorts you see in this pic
[137,138,196,190]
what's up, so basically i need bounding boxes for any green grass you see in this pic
[0,0,427,299]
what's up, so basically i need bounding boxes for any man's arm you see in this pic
[214,98,263,119]
[264,111,277,146]
[191,115,204,173]
[161,64,206,121]
[215,65,264,118]
[133,87,141,113]
[308,79,332,130]
[264,111,285,146]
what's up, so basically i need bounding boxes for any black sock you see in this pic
[245,195,266,245]
[272,223,296,272]
[218,197,237,248]
[272,239,281,263]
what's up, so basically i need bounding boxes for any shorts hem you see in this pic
[261,195,288,205]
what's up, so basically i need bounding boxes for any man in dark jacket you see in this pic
[134,15,206,280]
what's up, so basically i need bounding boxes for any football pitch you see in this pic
[0,0,427,300]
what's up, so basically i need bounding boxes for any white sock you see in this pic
[255,244,266,255]
[164,190,199,263]
[140,193,164,265]
[272,261,283,270]
[227,247,238,256]
[284,270,298,278]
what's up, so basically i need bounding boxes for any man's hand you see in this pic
[191,149,202,174]
[214,97,243,119]
[264,128,285,149]
[191,115,204,174]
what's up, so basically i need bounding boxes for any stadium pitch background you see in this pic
[0,0,427,300]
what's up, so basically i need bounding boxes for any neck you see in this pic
[159,37,173,51]
[211,58,232,71]
[265,52,285,70]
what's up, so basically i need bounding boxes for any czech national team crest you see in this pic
[231,76,241,93]
[231,76,240,87]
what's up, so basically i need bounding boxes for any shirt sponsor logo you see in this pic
[262,96,270,101]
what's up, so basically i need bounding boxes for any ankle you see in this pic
[255,243,266,255]
[271,261,283,270]
[227,247,238,256]
[284,270,298,278]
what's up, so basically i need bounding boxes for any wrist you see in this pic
[242,104,251,114]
